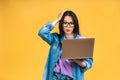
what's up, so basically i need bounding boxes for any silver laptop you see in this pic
[61,38,95,59]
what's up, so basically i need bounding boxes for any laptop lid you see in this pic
[61,38,95,59]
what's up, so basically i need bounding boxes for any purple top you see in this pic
[54,56,73,78]
[54,37,74,78]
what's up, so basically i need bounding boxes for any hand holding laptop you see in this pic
[69,59,87,68]
[61,38,95,67]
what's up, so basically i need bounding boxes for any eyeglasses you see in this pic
[63,22,74,27]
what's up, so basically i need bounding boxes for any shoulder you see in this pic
[51,32,59,37]
[51,32,60,40]
[76,34,87,39]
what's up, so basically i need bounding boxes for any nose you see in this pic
[67,24,70,28]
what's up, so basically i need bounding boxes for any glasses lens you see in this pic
[63,22,68,26]
[63,22,74,27]
[69,22,74,27]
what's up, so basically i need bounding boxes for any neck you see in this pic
[65,33,74,39]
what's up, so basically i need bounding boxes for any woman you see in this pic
[38,10,93,80]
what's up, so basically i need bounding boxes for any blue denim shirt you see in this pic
[38,22,93,80]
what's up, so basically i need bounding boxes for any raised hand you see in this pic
[52,10,66,26]
[57,10,66,21]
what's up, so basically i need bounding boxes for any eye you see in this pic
[63,22,68,24]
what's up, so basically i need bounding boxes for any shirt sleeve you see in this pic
[80,58,93,72]
[38,22,55,45]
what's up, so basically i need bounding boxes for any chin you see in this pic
[65,32,73,35]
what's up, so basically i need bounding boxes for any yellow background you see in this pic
[0,0,120,80]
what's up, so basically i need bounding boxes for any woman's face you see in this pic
[63,16,74,35]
